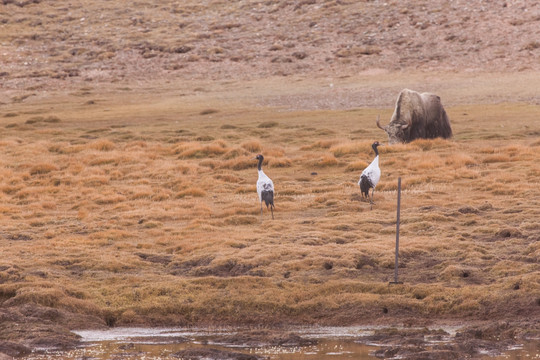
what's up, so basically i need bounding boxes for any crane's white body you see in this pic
[255,154,275,220]
[359,155,380,189]
[257,170,274,201]
[358,141,382,209]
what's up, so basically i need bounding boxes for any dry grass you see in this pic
[0,70,539,331]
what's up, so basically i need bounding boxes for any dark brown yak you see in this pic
[377,89,452,144]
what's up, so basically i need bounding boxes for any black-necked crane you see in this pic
[255,154,275,220]
[359,141,382,210]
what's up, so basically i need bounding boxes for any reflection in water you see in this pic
[22,327,539,360]
[25,327,378,360]
[486,341,540,360]
[25,340,376,359]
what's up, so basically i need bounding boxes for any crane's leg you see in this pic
[360,187,367,203]
[260,201,263,221]
[370,188,376,210]
[271,205,274,220]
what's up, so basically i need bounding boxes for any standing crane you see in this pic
[255,154,275,220]
[359,141,383,210]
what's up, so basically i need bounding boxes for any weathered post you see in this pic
[390,177,403,285]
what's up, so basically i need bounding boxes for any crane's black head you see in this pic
[255,154,264,170]
[372,141,383,155]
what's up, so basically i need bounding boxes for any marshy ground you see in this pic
[1,1,539,359]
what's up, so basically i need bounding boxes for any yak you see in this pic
[376,89,452,144]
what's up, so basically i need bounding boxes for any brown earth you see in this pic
[1,0,540,93]
[1,1,540,359]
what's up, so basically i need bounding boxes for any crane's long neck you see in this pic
[373,145,379,157]
[257,158,263,171]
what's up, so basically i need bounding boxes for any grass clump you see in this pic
[268,157,292,168]
[175,141,229,159]
[258,121,279,128]
[30,163,58,175]
[241,140,263,153]
[300,139,340,150]
[177,187,206,198]
[309,155,339,167]
[88,139,115,151]
[221,156,256,170]
[345,160,368,172]
[330,142,371,157]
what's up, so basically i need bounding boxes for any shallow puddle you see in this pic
[24,327,377,359]
[22,327,539,360]
[486,341,540,360]
[27,340,377,359]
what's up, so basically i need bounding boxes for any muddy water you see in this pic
[25,327,377,359]
[23,327,539,360]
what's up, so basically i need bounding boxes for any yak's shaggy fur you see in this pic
[377,89,453,144]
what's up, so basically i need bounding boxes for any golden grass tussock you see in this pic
[175,140,229,159]
[217,205,258,218]
[235,185,256,194]
[86,157,116,167]
[309,155,339,168]
[5,286,66,308]
[93,192,127,205]
[48,143,84,154]
[223,147,249,159]
[221,156,257,170]
[89,229,132,242]
[225,215,259,225]
[263,146,286,158]
[330,141,372,157]
[268,156,292,168]
[241,140,262,153]
[410,138,454,151]
[29,163,58,176]
[128,186,154,200]
[477,146,496,154]
[87,139,116,151]
[214,173,242,183]
[481,154,511,163]
[445,153,477,168]
[300,139,340,150]
[345,160,368,172]
[177,187,207,198]
[413,154,445,170]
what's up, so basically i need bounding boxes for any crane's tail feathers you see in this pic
[261,190,274,209]
[359,175,372,198]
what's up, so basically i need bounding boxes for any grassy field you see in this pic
[1,73,539,333]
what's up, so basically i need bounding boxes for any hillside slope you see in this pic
[1,0,539,91]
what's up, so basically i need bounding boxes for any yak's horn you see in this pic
[376,115,386,131]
